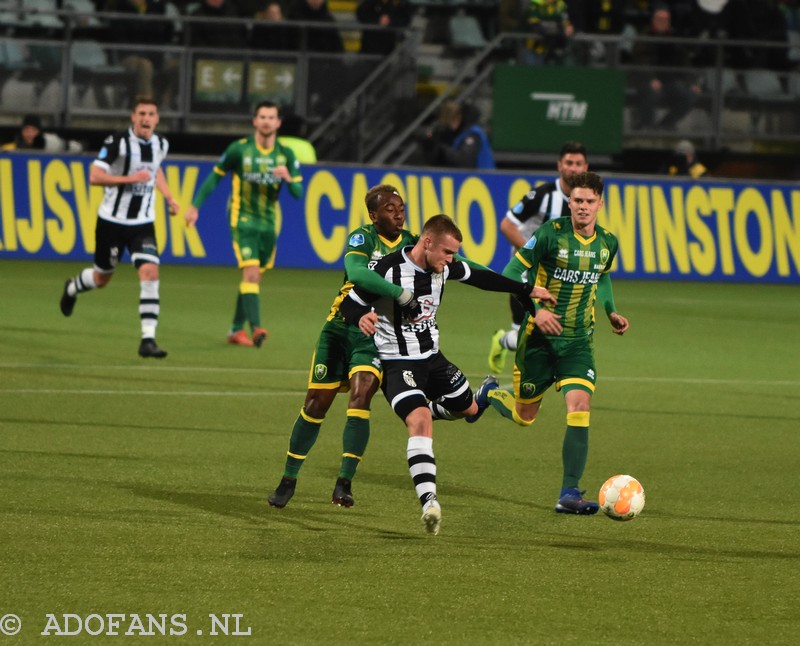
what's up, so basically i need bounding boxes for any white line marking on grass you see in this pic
[1,364,797,388]
[0,363,306,375]
[603,376,800,387]
[0,389,306,396]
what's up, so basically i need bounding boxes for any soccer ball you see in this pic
[598,475,645,521]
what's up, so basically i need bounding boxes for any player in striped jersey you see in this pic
[482,172,630,515]
[339,215,553,535]
[185,100,303,348]
[489,141,588,373]
[267,185,420,510]
[59,97,181,359]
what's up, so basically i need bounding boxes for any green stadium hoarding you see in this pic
[492,65,624,155]
[1,154,798,283]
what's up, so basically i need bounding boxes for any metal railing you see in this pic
[2,7,799,160]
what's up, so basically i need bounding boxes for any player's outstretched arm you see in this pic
[609,312,629,335]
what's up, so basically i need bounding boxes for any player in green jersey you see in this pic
[268,185,422,509]
[185,100,303,347]
[473,172,630,515]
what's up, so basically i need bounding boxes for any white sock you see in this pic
[502,324,520,351]
[407,436,437,509]
[140,280,160,339]
[68,268,97,296]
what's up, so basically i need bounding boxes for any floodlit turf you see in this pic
[1,259,799,644]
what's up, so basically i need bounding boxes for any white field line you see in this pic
[0,389,304,396]
[0,363,798,392]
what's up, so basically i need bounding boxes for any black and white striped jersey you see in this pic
[347,246,473,360]
[506,179,570,242]
[92,128,169,226]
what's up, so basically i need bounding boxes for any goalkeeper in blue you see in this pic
[473,172,630,515]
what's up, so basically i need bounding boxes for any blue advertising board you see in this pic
[0,153,798,284]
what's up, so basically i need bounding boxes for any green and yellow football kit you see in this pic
[192,136,303,335]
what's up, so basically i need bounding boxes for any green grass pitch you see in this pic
[1,259,799,644]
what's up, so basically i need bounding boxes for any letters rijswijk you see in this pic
[1,155,798,283]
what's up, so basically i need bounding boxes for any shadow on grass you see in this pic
[540,530,800,561]
[0,416,266,437]
[0,447,141,461]
[122,483,418,542]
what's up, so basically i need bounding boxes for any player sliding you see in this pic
[473,171,630,515]
[340,214,554,535]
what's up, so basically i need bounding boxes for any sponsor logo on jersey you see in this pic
[587,368,595,380]
[553,267,601,285]
[110,246,119,267]
[98,146,108,160]
[241,246,253,259]
[349,233,365,247]
[573,249,596,258]
[523,235,537,250]
[314,364,327,380]
[371,358,382,369]
[558,247,569,259]
[521,383,536,397]
[402,370,417,388]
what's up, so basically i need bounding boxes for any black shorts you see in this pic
[94,218,159,273]
[382,352,472,421]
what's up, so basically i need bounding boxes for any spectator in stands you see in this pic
[287,0,344,52]
[356,0,414,55]
[578,0,628,63]
[631,4,703,130]
[251,0,298,50]
[726,0,790,70]
[1,114,83,153]
[683,0,731,67]
[103,0,179,109]
[419,100,496,170]
[189,0,248,48]
[660,139,708,177]
[522,0,575,65]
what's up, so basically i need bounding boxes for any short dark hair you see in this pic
[365,184,402,212]
[569,171,604,196]
[22,114,42,130]
[254,100,281,117]
[422,214,462,243]
[132,96,158,111]
[559,141,587,159]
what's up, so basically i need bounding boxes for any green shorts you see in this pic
[514,328,597,403]
[306,317,382,392]
[231,224,276,270]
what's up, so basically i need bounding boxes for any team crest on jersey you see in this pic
[349,233,365,247]
[314,364,327,380]
[402,370,417,388]
[600,249,610,264]
[521,383,536,397]
[523,235,536,250]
